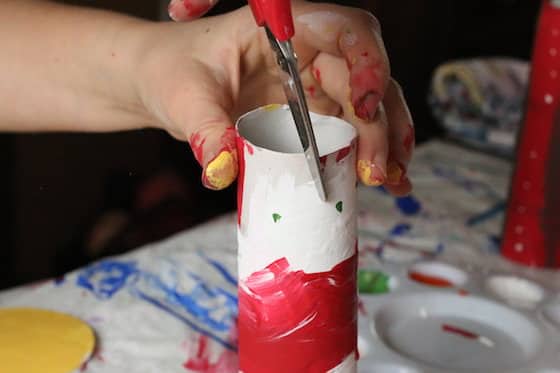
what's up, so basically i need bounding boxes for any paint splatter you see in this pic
[77,260,138,299]
[80,344,104,371]
[336,201,344,213]
[442,324,478,339]
[408,271,453,287]
[307,85,316,98]
[357,269,391,294]
[189,132,206,165]
[396,195,421,216]
[336,145,352,162]
[350,62,382,121]
[312,67,322,84]
[238,255,357,372]
[272,213,282,223]
[183,335,238,373]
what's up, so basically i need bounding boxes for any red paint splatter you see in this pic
[403,125,415,155]
[236,134,246,226]
[336,145,352,162]
[350,63,382,121]
[238,254,357,372]
[442,324,478,340]
[189,132,206,165]
[183,335,238,373]
[358,298,368,316]
[246,142,254,155]
[182,0,211,18]
[312,67,322,85]
[80,345,104,371]
[307,85,316,98]
[408,271,453,287]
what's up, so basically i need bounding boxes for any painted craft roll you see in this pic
[236,105,358,373]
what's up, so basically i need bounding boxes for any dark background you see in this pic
[0,0,541,289]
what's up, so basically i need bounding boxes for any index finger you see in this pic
[293,3,390,122]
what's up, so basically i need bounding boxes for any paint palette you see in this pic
[356,257,560,372]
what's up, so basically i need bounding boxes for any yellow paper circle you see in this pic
[0,308,95,373]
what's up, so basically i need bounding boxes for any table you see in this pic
[0,140,524,372]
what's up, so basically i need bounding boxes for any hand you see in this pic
[143,1,414,194]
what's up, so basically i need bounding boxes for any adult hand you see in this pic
[146,1,414,193]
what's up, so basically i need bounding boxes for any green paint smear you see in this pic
[358,269,391,294]
[336,201,343,213]
[272,213,282,223]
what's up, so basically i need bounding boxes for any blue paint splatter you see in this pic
[396,195,422,216]
[389,223,412,237]
[134,291,236,350]
[77,260,139,299]
[198,252,237,287]
[135,271,236,333]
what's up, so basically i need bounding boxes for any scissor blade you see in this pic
[265,29,328,201]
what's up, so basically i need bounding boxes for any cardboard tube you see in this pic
[236,105,358,373]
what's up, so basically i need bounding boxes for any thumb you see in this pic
[168,0,219,21]
[187,105,238,191]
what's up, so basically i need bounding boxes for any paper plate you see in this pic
[0,307,95,373]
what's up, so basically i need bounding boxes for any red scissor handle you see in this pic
[248,0,294,41]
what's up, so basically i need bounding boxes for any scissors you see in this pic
[248,0,328,201]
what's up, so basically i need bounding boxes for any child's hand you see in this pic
[144,1,413,194]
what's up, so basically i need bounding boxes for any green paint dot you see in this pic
[358,269,391,294]
[272,213,282,223]
[336,201,343,213]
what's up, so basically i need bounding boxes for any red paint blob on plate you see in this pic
[409,271,453,287]
[442,324,478,340]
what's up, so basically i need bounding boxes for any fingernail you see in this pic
[183,0,213,18]
[386,160,406,185]
[168,0,212,21]
[357,160,385,186]
[202,150,238,190]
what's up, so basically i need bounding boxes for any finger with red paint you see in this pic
[290,5,393,187]
[168,0,218,21]
[383,79,415,196]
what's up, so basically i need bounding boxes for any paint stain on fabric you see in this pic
[336,201,344,213]
[396,195,421,216]
[183,335,238,373]
[77,260,138,299]
[272,213,282,223]
[238,255,357,372]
